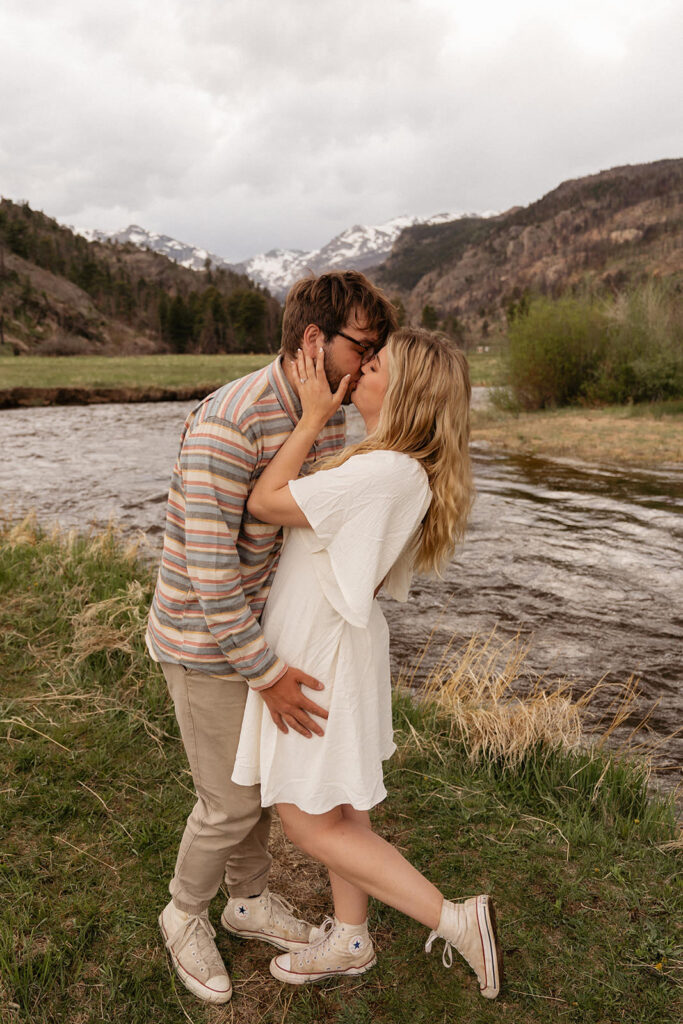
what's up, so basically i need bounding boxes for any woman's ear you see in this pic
[301,323,324,358]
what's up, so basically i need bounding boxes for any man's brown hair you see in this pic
[280,270,398,356]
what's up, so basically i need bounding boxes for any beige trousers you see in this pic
[162,662,272,914]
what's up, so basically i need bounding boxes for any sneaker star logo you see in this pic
[353,939,361,950]
[237,905,248,917]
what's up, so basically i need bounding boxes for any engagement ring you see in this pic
[300,377,307,383]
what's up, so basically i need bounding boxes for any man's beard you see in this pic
[323,346,355,405]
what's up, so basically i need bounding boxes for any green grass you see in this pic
[0,353,273,391]
[0,350,502,393]
[464,348,507,387]
[622,398,683,418]
[0,519,680,1024]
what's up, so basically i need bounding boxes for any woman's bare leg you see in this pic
[277,802,442,929]
[328,807,371,924]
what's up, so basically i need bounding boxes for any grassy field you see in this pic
[0,354,274,391]
[466,348,507,387]
[0,350,503,392]
[472,401,683,466]
[1,519,680,1024]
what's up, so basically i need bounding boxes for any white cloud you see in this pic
[0,0,680,260]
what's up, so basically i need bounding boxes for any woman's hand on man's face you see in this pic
[297,347,350,428]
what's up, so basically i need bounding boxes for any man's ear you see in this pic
[301,323,325,357]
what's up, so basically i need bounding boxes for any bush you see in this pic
[505,283,683,410]
[506,296,606,409]
[586,283,683,404]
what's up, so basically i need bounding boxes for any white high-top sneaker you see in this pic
[159,900,232,1004]
[425,895,502,998]
[270,916,376,984]
[221,888,313,951]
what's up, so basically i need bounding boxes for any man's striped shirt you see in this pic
[146,357,346,689]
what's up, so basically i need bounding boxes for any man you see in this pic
[147,270,397,1003]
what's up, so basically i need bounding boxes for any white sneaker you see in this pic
[221,888,313,951]
[159,900,232,1004]
[425,894,502,998]
[270,917,376,984]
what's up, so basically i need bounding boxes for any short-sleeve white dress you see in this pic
[231,450,432,814]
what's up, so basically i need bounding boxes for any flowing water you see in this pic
[3,398,681,780]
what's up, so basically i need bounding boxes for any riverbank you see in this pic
[472,402,683,467]
[1,520,679,1024]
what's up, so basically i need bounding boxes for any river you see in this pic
[3,398,682,781]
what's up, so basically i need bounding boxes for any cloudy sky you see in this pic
[1,0,681,261]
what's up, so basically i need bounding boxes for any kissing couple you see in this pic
[147,270,502,1004]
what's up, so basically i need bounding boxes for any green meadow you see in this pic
[0,353,273,391]
[0,350,504,392]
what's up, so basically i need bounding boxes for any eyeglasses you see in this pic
[333,329,375,354]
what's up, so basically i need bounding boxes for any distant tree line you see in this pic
[0,199,281,353]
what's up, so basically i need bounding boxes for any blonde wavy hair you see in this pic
[317,327,474,574]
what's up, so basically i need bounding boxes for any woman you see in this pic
[231,328,502,998]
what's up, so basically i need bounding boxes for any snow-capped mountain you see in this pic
[75,224,230,274]
[233,214,428,296]
[75,210,494,298]
[235,212,494,296]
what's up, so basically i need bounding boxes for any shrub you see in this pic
[507,296,606,409]
[505,283,683,409]
[586,282,683,403]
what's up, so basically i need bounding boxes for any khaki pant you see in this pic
[162,662,272,914]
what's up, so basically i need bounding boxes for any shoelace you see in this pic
[424,894,473,968]
[293,916,335,964]
[166,913,224,975]
[425,930,454,968]
[265,890,302,928]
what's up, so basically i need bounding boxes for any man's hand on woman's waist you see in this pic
[259,665,328,738]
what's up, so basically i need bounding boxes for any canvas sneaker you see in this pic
[425,894,502,998]
[221,888,313,951]
[159,899,232,1004]
[270,916,376,984]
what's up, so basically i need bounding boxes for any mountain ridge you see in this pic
[0,201,281,356]
[377,158,683,338]
[75,211,494,299]
[3,158,680,356]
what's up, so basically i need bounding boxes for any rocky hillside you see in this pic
[376,159,683,340]
[0,202,281,356]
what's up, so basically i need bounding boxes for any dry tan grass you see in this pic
[399,629,668,769]
[0,509,144,560]
[658,832,683,851]
[70,580,148,665]
[471,406,683,466]
[402,631,582,765]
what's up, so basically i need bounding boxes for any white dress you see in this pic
[231,450,432,814]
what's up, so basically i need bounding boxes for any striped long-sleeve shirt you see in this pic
[146,357,346,689]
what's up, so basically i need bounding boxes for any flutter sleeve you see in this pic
[288,450,431,627]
